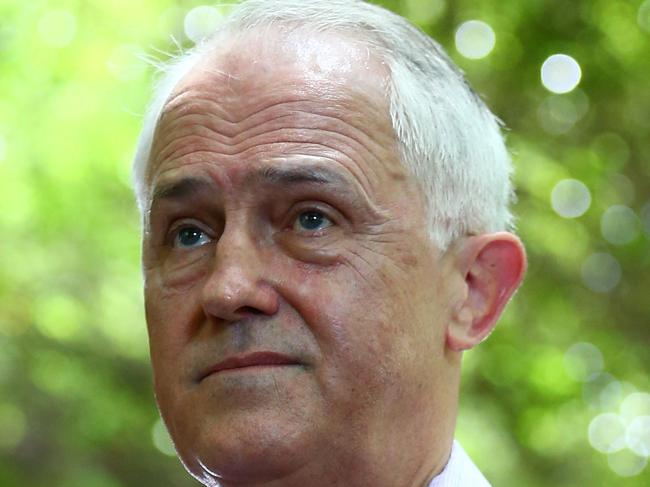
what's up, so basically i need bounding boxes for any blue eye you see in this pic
[173,226,211,248]
[294,210,333,233]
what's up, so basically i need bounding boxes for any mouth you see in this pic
[199,352,302,381]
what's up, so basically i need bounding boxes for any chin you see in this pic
[173,409,317,485]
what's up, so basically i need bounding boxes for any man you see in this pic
[132,1,526,486]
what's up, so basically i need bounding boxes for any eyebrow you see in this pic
[245,165,351,187]
[151,176,216,205]
[150,165,355,207]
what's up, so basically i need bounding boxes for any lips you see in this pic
[199,352,301,381]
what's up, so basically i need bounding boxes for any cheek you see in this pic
[144,276,203,376]
[290,236,448,386]
[282,256,423,380]
[145,288,200,436]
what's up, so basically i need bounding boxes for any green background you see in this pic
[1,0,649,485]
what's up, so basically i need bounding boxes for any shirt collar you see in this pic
[427,441,491,487]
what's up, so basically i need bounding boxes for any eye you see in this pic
[292,210,334,233]
[172,225,212,249]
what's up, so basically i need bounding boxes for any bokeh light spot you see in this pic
[541,54,582,94]
[639,0,650,33]
[589,413,626,453]
[564,342,604,381]
[405,0,446,24]
[626,416,650,457]
[601,205,639,245]
[455,20,496,59]
[538,95,579,134]
[571,89,591,119]
[621,393,650,421]
[539,90,590,134]
[37,10,77,48]
[551,179,591,218]
[583,373,620,409]
[581,252,621,293]
[151,418,176,456]
[184,6,223,44]
[607,449,647,477]
[601,381,626,411]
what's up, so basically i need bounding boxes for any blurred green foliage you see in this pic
[0,0,649,485]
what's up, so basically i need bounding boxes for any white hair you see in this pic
[132,0,514,249]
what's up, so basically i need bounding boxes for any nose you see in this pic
[201,226,279,322]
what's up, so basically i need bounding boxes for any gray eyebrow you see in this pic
[148,165,355,211]
[151,177,216,205]
[246,165,350,187]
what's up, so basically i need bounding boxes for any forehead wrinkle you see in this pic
[157,103,391,154]
[153,139,379,198]
[160,89,319,128]
[155,106,302,158]
[159,75,387,133]
[152,98,394,194]
[156,115,387,172]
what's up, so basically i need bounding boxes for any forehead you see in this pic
[145,29,404,202]
[154,31,390,141]
[170,28,388,105]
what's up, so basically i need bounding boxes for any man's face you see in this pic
[143,33,460,485]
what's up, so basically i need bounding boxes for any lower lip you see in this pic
[203,364,302,379]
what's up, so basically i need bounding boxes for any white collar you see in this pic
[427,441,491,487]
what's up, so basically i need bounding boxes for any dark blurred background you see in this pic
[0,0,648,485]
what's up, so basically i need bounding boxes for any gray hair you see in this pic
[132,0,514,249]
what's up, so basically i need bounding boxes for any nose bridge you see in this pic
[214,221,259,288]
[201,212,278,319]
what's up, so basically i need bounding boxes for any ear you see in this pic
[446,232,527,352]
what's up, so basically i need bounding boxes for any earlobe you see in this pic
[446,233,527,352]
